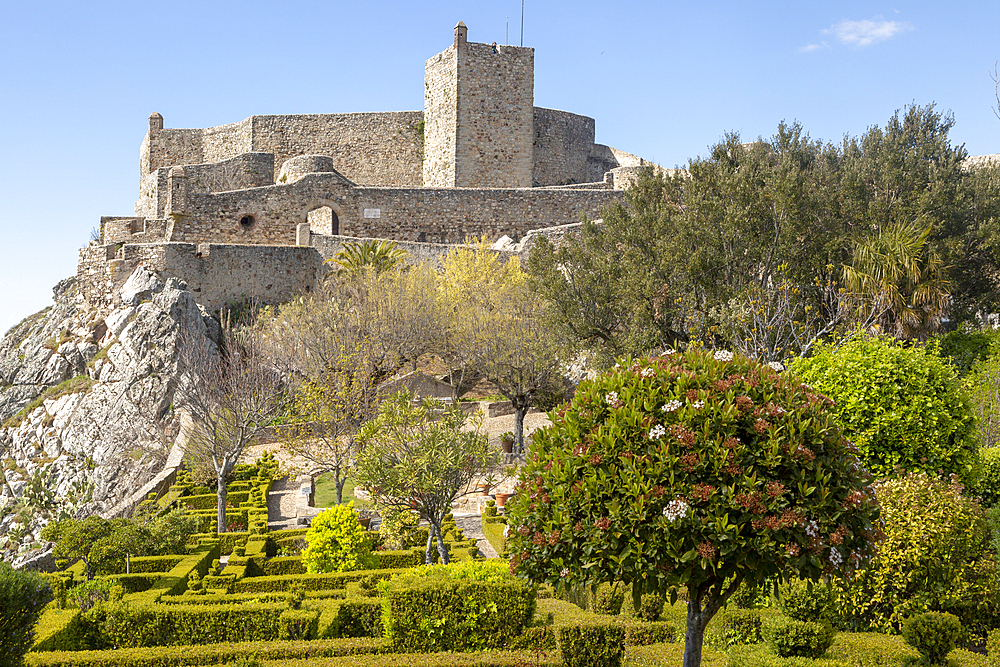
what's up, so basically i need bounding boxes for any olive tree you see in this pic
[354,390,501,564]
[506,349,880,667]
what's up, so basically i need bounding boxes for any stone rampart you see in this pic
[311,234,457,269]
[142,113,423,188]
[162,171,621,246]
[532,108,596,186]
[78,242,323,314]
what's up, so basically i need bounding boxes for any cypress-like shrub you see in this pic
[902,612,963,665]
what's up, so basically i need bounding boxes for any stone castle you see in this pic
[78,22,657,314]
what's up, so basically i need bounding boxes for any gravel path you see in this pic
[453,512,499,559]
[267,477,301,530]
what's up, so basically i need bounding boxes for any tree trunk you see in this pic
[425,524,435,564]
[435,519,450,565]
[513,398,528,453]
[683,600,710,667]
[217,472,228,533]
[335,473,346,505]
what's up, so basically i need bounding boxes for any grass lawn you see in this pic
[314,474,371,510]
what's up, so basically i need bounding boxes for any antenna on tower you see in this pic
[520,0,524,46]
[506,16,509,44]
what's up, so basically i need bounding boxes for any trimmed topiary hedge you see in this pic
[231,569,403,594]
[557,624,626,667]
[97,602,288,647]
[379,562,536,652]
[26,637,389,666]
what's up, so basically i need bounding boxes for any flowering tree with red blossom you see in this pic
[505,349,881,667]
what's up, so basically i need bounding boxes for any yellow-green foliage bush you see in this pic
[302,504,376,574]
[791,335,977,484]
[835,473,1000,635]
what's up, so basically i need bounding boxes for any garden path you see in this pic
[267,477,301,530]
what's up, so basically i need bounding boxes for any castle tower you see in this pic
[423,22,535,188]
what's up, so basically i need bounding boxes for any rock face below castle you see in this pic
[0,272,219,567]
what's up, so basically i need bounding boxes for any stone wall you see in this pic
[141,113,423,189]
[78,243,324,314]
[157,171,621,246]
[311,234,457,269]
[454,42,534,188]
[532,108,595,186]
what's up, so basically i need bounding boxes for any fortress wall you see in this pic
[423,46,459,187]
[311,234,456,269]
[144,128,204,175]
[78,242,323,314]
[347,185,620,243]
[200,118,254,165]
[251,113,424,187]
[587,144,622,183]
[532,108,595,186]
[161,172,622,246]
[184,153,274,194]
[136,170,168,218]
[454,43,534,188]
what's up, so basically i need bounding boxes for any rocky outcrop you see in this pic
[0,268,218,566]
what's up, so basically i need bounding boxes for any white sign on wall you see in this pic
[363,208,381,219]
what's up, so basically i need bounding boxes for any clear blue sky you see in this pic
[1,1,997,334]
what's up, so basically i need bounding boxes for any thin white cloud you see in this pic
[822,17,912,47]
[799,42,828,53]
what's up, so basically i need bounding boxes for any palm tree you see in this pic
[842,219,950,339]
[329,240,407,278]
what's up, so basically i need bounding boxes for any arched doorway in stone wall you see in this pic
[300,200,344,236]
[307,206,338,235]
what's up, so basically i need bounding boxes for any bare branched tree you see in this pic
[177,321,286,533]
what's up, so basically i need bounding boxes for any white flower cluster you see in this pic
[662,399,682,413]
[649,424,666,440]
[662,499,689,522]
[605,391,619,405]
[805,520,820,538]
[662,349,677,356]
[692,400,705,409]
[768,361,785,372]
[829,547,843,568]
[714,350,734,362]
[640,367,655,378]
[560,568,569,578]
[503,524,510,537]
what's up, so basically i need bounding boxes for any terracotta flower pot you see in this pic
[501,439,514,454]
[478,483,492,496]
[495,492,512,508]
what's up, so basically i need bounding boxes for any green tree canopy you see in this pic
[506,349,880,667]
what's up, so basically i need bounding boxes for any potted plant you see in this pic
[500,432,515,454]
[495,491,512,508]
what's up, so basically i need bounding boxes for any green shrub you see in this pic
[765,618,835,659]
[720,608,764,646]
[727,644,850,667]
[376,549,425,570]
[936,328,999,378]
[974,446,1000,508]
[98,602,287,647]
[334,600,383,638]
[279,609,319,641]
[303,503,376,573]
[263,556,306,576]
[731,580,763,609]
[557,623,626,667]
[0,562,53,667]
[621,592,664,622]
[902,612,963,665]
[966,351,1000,449]
[591,583,625,615]
[26,637,388,666]
[67,579,115,613]
[777,579,833,622]
[791,335,977,484]
[835,472,1000,635]
[378,561,536,652]
[622,620,678,646]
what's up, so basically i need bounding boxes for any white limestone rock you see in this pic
[119,266,162,306]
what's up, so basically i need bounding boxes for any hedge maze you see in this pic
[25,456,679,667]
